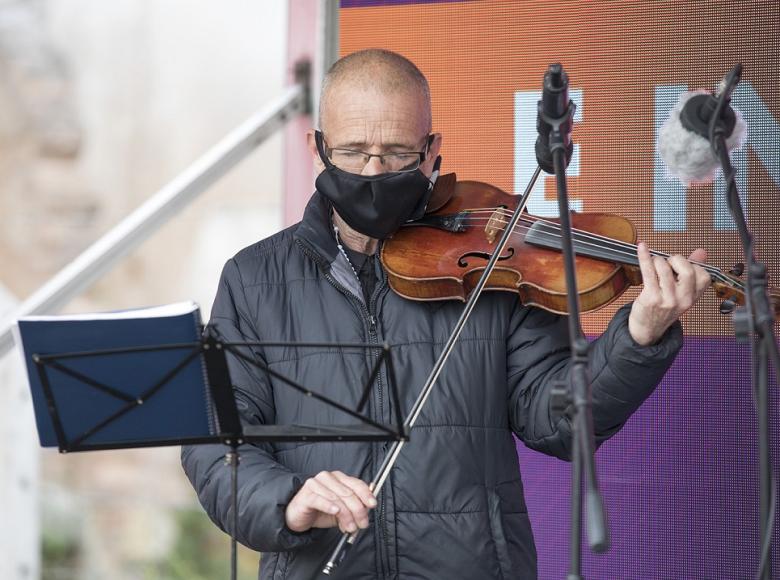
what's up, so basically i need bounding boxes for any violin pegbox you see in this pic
[718,263,745,314]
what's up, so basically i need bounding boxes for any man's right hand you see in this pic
[285,471,377,534]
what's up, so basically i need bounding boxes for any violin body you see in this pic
[381,178,780,316]
[382,180,638,313]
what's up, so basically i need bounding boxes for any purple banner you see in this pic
[519,336,779,579]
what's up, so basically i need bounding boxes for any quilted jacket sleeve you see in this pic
[507,301,683,460]
[181,258,317,552]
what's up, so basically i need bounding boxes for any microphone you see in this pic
[657,67,747,184]
[535,63,575,174]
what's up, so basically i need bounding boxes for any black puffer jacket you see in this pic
[182,192,683,580]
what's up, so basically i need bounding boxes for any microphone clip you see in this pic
[535,102,576,174]
[680,63,742,141]
[538,100,577,153]
[535,63,576,174]
[679,93,737,140]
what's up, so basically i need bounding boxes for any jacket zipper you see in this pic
[367,271,393,580]
[295,239,392,579]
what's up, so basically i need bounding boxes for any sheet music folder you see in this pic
[15,302,214,450]
[14,301,405,453]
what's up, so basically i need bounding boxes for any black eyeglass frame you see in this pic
[315,130,434,174]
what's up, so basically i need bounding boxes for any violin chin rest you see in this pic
[425,172,457,214]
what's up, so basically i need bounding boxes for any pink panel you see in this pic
[284,0,319,226]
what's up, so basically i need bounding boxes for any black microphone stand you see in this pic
[536,63,609,580]
[705,64,778,580]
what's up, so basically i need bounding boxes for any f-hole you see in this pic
[458,246,515,267]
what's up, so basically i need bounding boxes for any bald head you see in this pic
[307,49,441,182]
[319,49,432,134]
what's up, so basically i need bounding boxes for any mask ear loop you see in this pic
[412,155,442,219]
[428,155,442,191]
[423,134,440,190]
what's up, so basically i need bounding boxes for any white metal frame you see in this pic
[0,85,306,358]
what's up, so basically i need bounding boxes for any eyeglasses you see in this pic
[315,130,432,174]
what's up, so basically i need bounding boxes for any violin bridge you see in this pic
[484,208,506,244]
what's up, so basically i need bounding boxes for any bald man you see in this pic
[182,49,710,580]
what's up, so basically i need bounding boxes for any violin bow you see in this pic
[321,166,544,576]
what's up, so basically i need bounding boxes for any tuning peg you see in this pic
[720,298,737,315]
[729,263,744,277]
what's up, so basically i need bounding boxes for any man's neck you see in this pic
[333,211,378,255]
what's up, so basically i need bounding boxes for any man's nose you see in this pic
[361,155,386,176]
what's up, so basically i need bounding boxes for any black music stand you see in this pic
[31,324,407,580]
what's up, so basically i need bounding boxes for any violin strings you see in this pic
[453,206,739,287]
[458,208,724,273]
[459,217,657,266]
[463,213,654,259]
[456,218,740,289]
[462,215,666,264]
[467,208,720,274]
[457,211,661,262]
[442,210,740,289]
[463,209,680,261]
[460,209,676,263]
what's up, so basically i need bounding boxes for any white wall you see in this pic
[43,0,288,315]
[1,1,290,578]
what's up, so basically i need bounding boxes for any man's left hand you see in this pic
[628,242,712,346]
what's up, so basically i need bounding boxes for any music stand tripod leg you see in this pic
[202,330,245,580]
[224,443,240,580]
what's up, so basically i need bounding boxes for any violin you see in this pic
[381,176,780,316]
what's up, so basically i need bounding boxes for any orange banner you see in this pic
[341,0,780,335]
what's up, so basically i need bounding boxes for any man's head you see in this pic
[307,49,441,178]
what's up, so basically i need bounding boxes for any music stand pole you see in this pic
[202,330,245,580]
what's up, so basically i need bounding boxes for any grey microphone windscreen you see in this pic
[656,90,747,184]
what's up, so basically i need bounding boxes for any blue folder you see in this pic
[14,302,217,450]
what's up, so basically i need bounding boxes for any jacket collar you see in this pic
[294,191,371,302]
[293,191,340,267]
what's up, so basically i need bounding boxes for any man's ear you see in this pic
[306,129,326,173]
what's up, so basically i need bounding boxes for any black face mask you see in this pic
[314,131,440,240]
